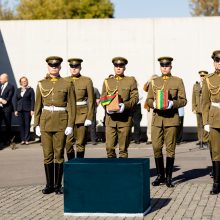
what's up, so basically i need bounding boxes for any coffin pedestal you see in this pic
[64,158,151,217]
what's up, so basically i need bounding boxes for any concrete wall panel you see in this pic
[0,17,219,128]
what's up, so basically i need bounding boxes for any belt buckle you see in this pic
[50,106,54,112]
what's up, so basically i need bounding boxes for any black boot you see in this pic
[42,163,54,194]
[210,161,220,195]
[152,157,165,186]
[166,157,175,188]
[209,151,214,178]
[77,151,85,158]
[67,151,75,161]
[54,163,63,194]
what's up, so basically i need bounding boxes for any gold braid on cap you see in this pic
[38,82,54,98]
[206,77,220,95]
[151,79,164,93]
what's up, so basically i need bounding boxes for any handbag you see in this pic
[100,79,121,112]
[106,92,120,112]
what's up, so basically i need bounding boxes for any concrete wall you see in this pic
[0,17,219,128]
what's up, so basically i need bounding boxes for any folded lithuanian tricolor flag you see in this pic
[156,89,168,110]
[100,93,117,106]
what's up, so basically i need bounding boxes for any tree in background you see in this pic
[190,0,219,16]
[16,0,114,19]
[0,0,15,20]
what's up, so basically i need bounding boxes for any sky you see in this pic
[111,0,191,18]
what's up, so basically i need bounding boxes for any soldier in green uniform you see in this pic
[101,57,138,158]
[192,71,209,149]
[65,58,94,159]
[34,56,76,194]
[146,57,187,187]
[202,50,220,194]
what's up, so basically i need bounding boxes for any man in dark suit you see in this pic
[0,73,15,146]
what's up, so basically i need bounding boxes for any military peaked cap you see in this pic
[211,50,220,59]
[112,57,128,65]
[46,56,63,65]
[68,58,83,65]
[198,70,208,76]
[158,56,173,64]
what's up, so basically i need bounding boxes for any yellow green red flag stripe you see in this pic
[156,89,168,110]
[100,93,117,106]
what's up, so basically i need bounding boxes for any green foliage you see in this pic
[0,0,16,20]
[189,0,219,16]
[16,0,114,19]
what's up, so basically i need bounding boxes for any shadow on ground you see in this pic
[173,166,212,184]
[148,197,172,214]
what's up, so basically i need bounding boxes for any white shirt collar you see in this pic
[2,82,8,88]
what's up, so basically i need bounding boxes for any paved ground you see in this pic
[0,141,219,219]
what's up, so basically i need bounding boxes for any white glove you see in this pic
[106,109,114,114]
[65,127,73,135]
[84,119,92,126]
[204,124,210,132]
[153,101,157,109]
[166,100,173,109]
[117,103,125,113]
[35,126,41,137]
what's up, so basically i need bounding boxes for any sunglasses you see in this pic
[48,63,60,68]
[70,64,81,68]
[114,64,125,68]
[214,57,220,63]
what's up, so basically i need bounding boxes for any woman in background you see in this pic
[14,76,35,145]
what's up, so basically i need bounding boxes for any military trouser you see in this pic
[196,113,209,143]
[106,125,131,158]
[88,112,97,143]
[210,128,220,161]
[65,124,87,154]
[132,104,142,142]
[146,109,153,142]
[152,125,177,158]
[41,131,66,164]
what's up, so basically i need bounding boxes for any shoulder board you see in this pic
[172,75,181,80]
[153,76,162,81]
[153,76,160,80]
[125,76,134,79]
[81,75,91,80]
[206,72,215,78]
[106,76,114,80]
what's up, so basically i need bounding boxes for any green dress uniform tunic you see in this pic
[146,74,187,158]
[192,81,209,144]
[101,75,139,158]
[65,74,94,158]
[34,76,76,164]
[202,71,220,194]
[146,73,187,188]
[202,72,220,160]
